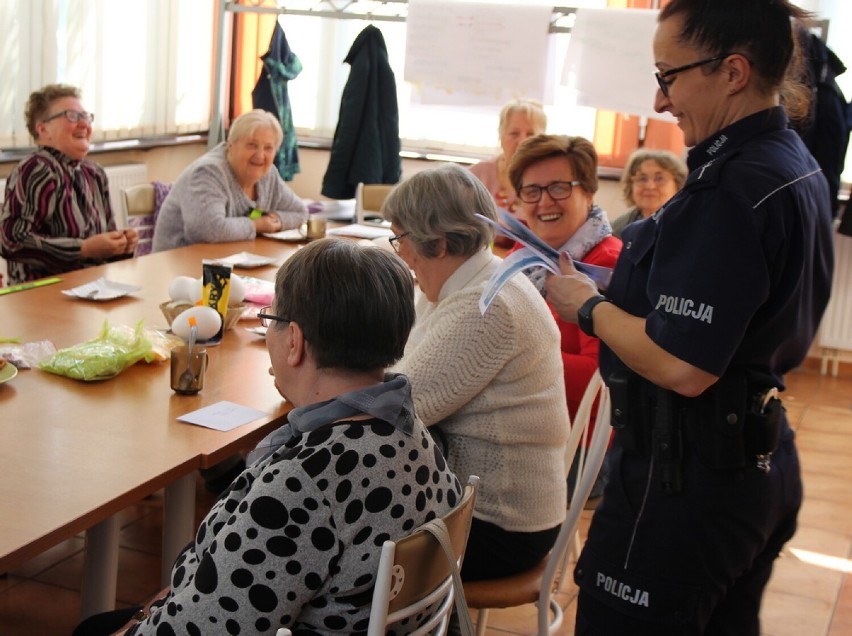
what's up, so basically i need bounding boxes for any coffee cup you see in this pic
[304,217,327,240]
[170,345,208,394]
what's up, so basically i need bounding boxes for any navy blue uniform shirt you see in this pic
[601,106,834,390]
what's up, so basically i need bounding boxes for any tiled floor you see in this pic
[0,366,849,635]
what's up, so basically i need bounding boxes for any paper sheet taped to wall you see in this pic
[404,0,552,106]
[562,8,674,121]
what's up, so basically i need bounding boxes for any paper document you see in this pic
[327,224,394,239]
[477,209,613,314]
[178,401,269,432]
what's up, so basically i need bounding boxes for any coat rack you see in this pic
[209,1,578,147]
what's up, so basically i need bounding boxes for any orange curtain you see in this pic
[231,0,279,123]
[595,0,684,167]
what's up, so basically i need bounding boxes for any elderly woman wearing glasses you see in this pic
[383,163,569,581]
[611,148,687,239]
[0,84,138,285]
[509,135,622,423]
[152,109,307,252]
[75,239,463,635]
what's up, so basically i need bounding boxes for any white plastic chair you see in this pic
[277,475,479,636]
[121,184,156,256]
[464,370,612,635]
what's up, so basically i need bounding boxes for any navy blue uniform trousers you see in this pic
[574,420,802,635]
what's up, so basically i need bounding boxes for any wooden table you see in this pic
[0,238,304,617]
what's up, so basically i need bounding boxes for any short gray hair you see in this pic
[274,238,415,371]
[620,148,688,206]
[227,109,283,151]
[382,164,496,258]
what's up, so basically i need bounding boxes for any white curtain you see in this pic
[0,0,214,149]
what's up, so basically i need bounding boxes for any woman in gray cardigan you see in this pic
[153,110,307,251]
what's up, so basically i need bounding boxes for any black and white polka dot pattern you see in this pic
[127,418,462,635]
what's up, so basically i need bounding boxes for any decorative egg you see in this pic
[170,274,243,304]
[171,305,222,341]
[186,278,203,303]
[229,274,246,304]
[168,276,197,302]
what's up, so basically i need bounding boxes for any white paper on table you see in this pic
[177,401,270,432]
[327,224,394,239]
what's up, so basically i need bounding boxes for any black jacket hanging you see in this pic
[321,25,401,200]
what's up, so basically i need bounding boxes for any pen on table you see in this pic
[0,277,63,296]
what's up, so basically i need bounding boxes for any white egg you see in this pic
[168,276,197,302]
[172,305,222,341]
[229,274,246,304]
[188,278,204,303]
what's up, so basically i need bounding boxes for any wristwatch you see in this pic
[577,295,611,338]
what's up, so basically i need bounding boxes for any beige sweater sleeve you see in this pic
[395,288,518,426]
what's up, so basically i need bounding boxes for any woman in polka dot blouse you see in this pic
[78,239,463,636]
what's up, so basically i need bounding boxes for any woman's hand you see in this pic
[80,231,133,259]
[545,252,599,323]
[253,213,283,234]
[123,228,139,254]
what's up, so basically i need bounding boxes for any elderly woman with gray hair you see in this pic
[611,148,687,239]
[384,163,569,581]
[152,109,307,251]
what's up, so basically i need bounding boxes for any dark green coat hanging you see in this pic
[252,22,302,181]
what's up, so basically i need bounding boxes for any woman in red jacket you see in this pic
[508,135,622,420]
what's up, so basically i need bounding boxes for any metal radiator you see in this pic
[103,163,149,228]
[819,229,852,376]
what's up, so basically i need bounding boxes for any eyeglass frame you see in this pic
[517,180,582,204]
[42,110,95,125]
[257,306,291,328]
[631,173,673,188]
[388,231,411,254]
[655,53,734,98]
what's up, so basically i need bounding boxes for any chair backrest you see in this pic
[122,182,173,256]
[368,474,479,636]
[537,369,612,635]
[355,182,395,225]
[122,184,156,256]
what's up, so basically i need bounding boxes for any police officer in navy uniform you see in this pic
[546,1,835,633]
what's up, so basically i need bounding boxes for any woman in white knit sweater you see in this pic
[385,163,570,581]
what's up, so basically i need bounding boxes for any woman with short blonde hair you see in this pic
[153,109,306,251]
[469,98,547,221]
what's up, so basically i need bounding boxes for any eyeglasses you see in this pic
[388,231,410,254]
[632,174,672,188]
[655,53,733,98]
[518,180,581,204]
[257,306,291,328]
[42,110,95,125]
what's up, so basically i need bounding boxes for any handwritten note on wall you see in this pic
[562,8,674,121]
[404,0,553,106]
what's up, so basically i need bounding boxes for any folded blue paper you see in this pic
[477,209,613,314]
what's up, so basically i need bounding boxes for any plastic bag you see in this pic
[38,320,155,381]
[0,340,57,369]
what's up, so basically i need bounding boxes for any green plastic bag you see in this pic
[39,320,154,381]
